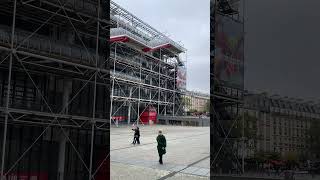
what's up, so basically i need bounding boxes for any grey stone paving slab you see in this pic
[192,168,210,176]
[169,165,188,172]
[158,164,176,171]
[181,166,201,174]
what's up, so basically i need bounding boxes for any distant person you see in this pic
[156,130,166,164]
[132,126,140,144]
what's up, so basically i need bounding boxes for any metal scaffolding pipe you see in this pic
[1,0,17,179]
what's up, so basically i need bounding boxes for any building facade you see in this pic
[184,91,210,113]
[243,92,320,158]
[110,2,187,125]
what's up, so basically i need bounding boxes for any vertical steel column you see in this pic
[127,87,132,125]
[212,0,217,164]
[88,0,100,178]
[173,66,176,116]
[241,107,245,173]
[164,70,168,116]
[110,44,116,126]
[242,0,246,173]
[137,54,142,126]
[58,132,67,180]
[1,0,17,179]
[88,72,97,180]
[263,112,266,152]
[185,51,188,90]
[149,64,152,101]
[158,49,161,115]
[58,80,72,180]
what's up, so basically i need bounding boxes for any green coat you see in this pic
[157,134,166,155]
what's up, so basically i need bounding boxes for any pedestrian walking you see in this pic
[156,130,166,164]
[132,126,140,144]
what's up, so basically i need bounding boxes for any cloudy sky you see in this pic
[112,0,210,94]
[111,0,320,101]
[245,0,320,102]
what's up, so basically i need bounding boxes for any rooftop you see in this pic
[110,1,186,53]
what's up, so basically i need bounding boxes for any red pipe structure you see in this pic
[110,35,175,52]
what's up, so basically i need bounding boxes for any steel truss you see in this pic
[211,0,246,176]
[0,0,110,180]
[109,1,187,126]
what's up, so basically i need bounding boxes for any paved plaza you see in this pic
[110,125,320,180]
[110,125,210,180]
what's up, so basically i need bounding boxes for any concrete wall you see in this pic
[157,116,210,127]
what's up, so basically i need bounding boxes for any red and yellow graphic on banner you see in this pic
[214,14,244,89]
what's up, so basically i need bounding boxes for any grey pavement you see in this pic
[110,125,210,180]
[212,173,320,180]
[111,162,209,180]
[110,125,320,180]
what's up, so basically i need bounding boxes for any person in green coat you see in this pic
[156,130,166,164]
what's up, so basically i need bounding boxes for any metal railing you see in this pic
[0,26,105,65]
[111,27,185,52]
[42,0,98,16]
[110,71,141,83]
[148,38,186,52]
[111,27,149,46]
[110,51,141,67]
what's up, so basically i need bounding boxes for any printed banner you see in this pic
[214,14,244,89]
[176,66,186,90]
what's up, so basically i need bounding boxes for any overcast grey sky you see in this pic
[111,0,320,101]
[113,0,210,94]
[245,0,320,102]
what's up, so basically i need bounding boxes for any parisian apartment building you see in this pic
[243,91,320,158]
[184,90,210,113]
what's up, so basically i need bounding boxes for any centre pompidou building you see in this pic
[109,1,187,126]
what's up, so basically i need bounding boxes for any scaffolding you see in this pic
[110,1,187,126]
[211,0,245,175]
[0,0,110,179]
